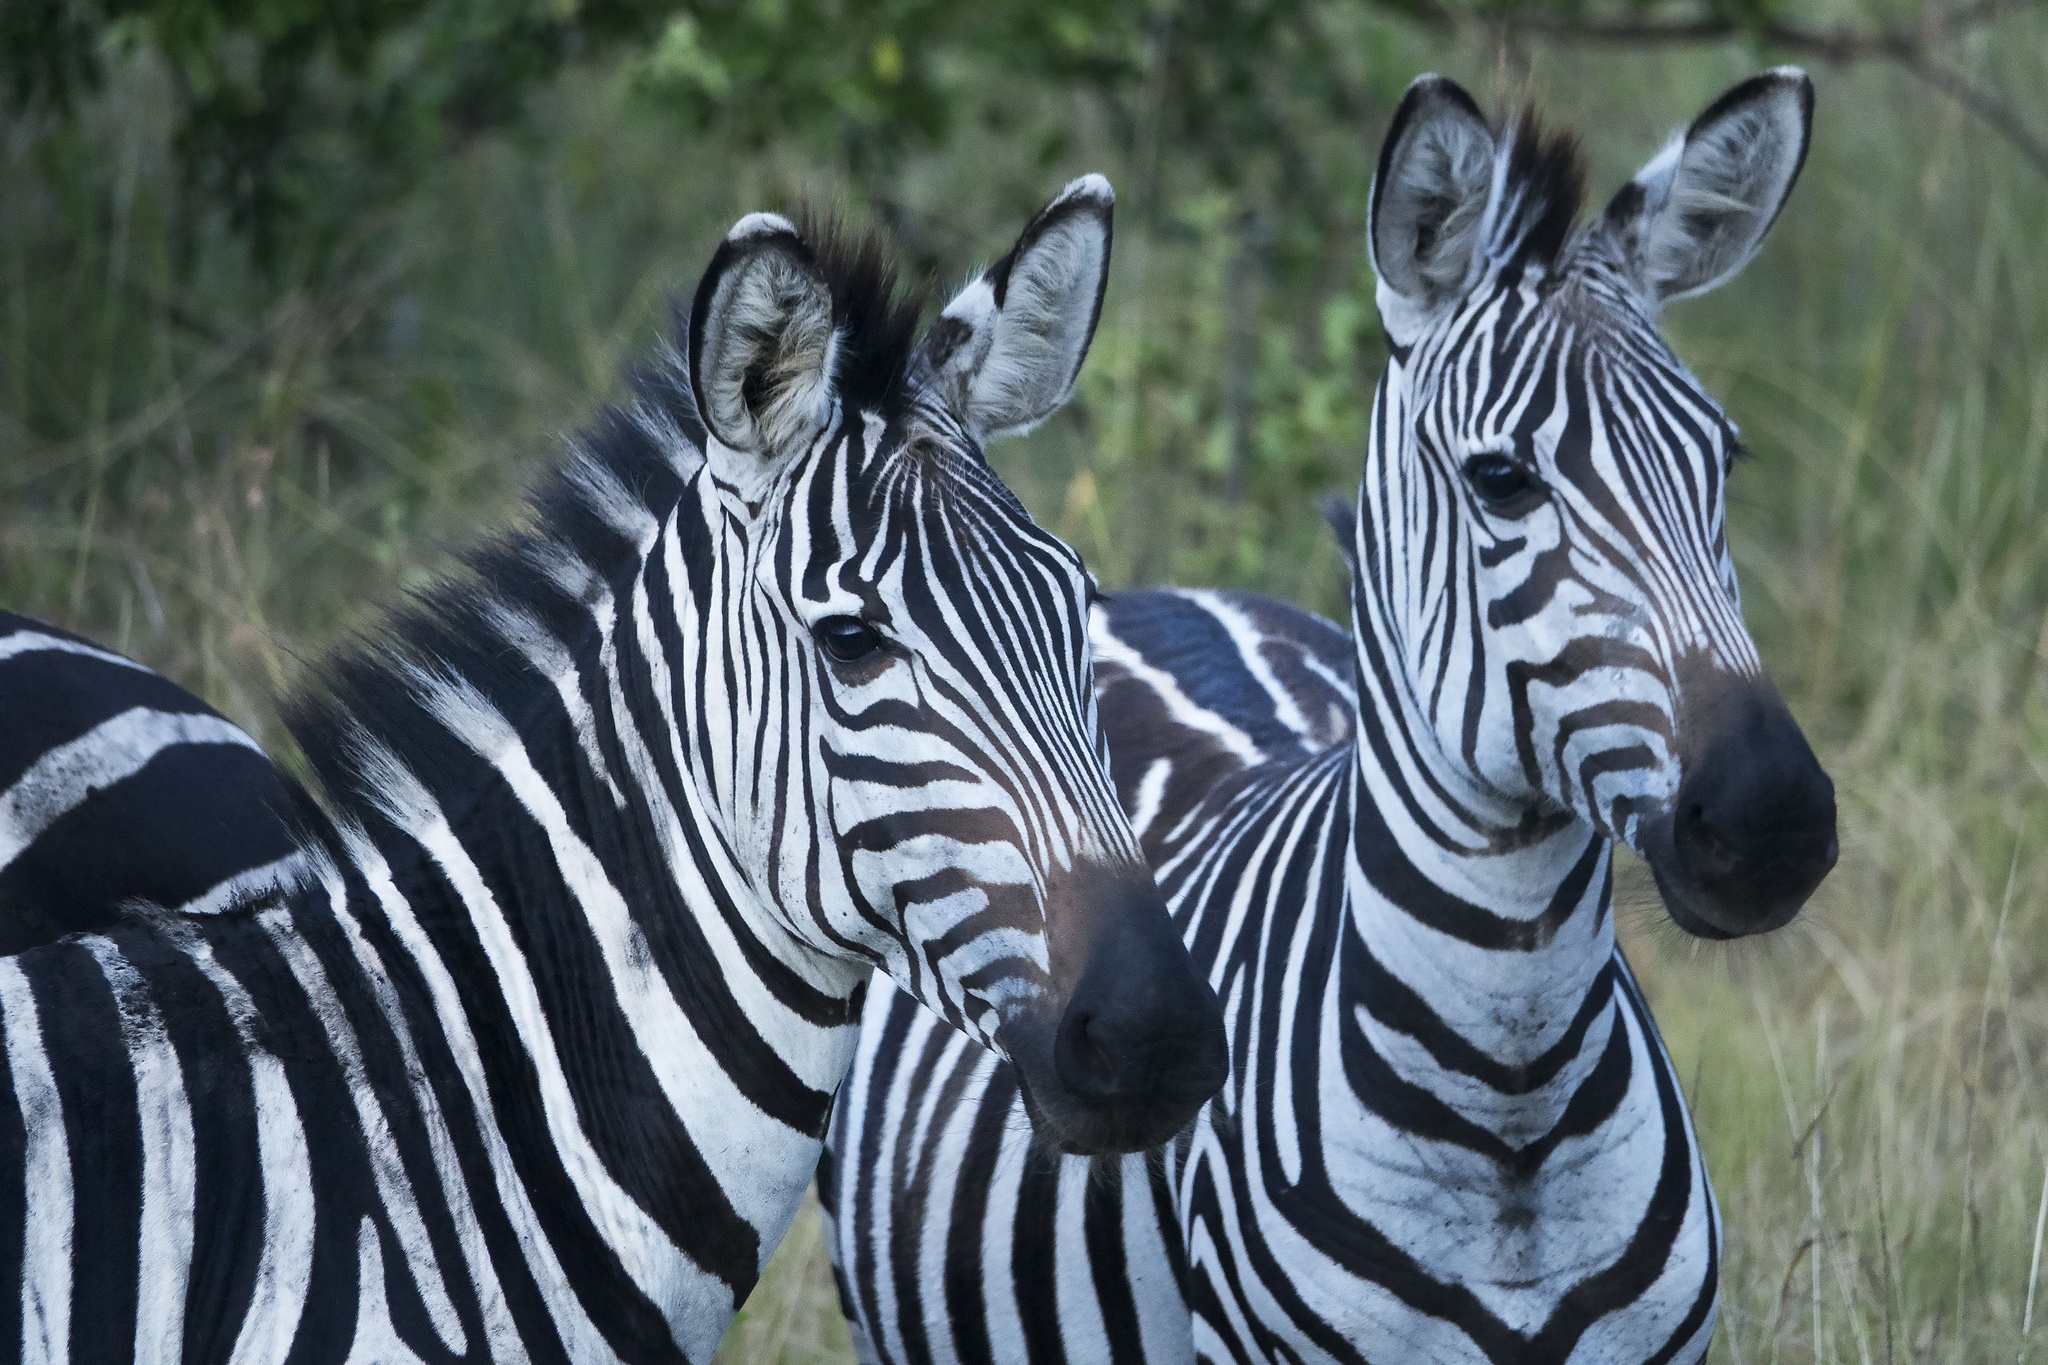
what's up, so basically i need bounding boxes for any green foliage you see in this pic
[3,0,1899,271]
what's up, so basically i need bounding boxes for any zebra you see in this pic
[0,176,1231,1363]
[0,611,308,952]
[822,71,1838,1364]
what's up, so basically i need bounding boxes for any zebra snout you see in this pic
[1014,865,1229,1155]
[1650,679,1837,938]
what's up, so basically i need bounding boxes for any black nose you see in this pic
[1033,865,1228,1153]
[1662,679,1836,936]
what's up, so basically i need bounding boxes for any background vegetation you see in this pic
[4,0,2046,1358]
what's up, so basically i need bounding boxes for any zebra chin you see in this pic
[1637,674,1839,939]
[997,862,1230,1155]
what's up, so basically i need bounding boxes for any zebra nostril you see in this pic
[1053,1008,1125,1099]
[1678,802,1735,871]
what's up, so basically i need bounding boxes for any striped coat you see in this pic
[0,180,1226,1362]
[0,612,304,951]
[824,72,1837,1364]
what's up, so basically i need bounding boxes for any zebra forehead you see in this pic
[848,426,1050,544]
[1440,283,1726,433]
[788,427,1084,616]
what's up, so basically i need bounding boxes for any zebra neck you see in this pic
[326,474,868,1330]
[1343,519,1622,1131]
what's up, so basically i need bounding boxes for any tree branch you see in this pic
[1485,0,2048,176]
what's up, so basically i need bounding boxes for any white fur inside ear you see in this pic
[1638,72,1810,302]
[1370,81,1497,312]
[691,242,839,457]
[964,207,1110,439]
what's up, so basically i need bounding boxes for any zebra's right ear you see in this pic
[1368,75,1497,326]
[688,213,840,459]
[916,174,1113,442]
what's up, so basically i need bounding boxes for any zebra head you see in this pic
[685,178,1227,1153]
[1359,71,1837,938]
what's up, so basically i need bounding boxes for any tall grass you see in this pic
[3,23,2046,1363]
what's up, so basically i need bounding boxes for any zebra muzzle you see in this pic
[1004,862,1229,1155]
[1644,676,1838,938]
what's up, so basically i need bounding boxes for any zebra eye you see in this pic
[815,615,885,664]
[1463,455,1542,515]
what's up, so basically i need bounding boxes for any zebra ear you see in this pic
[1604,68,1813,306]
[1368,75,1497,319]
[687,213,840,457]
[917,174,1113,441]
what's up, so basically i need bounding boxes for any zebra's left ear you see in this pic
[916,175,1113,441]
[1605,68,1813,306]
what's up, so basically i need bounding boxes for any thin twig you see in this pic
[2022,1154,2048,1361]
[1477,0,2048,178]
[1892,50,2048,176]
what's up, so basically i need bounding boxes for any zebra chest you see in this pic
[1172,956,1710,1361]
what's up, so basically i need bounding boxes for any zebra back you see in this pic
[0,612,305,949]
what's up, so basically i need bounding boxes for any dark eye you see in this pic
[1463,454,1542,515]
[815,615,885,664]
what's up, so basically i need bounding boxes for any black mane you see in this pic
[796,209,929,416]
[284,334,705,832]
[1503,105,1586,271]
[282,212,936,835]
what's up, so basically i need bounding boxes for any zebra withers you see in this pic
[0,177,1227,1362]
[824,73,1835,1363]
[0,612,307,950]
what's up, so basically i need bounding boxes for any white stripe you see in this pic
[174,853,309,916]
[1051,1158,1111,1363]
[478,601,627,811]
[1090,635,1262,766]
[168,922,313,1365]
[0,709,264,872]
[0,957,70,1365]
[1127,758,1172,840]
[79,938,194,1365]
[0,631,151,672]
[259,905,467,1354]
[350,739,660,1361]
[627,558,857,1094]
[408,678,759,1349]
[423,654,839,1244]
[336,833,541,1365]
[342,1219,429,1365]
[1183,590,1314,737]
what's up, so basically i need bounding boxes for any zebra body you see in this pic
[0,180,1226,1362]
[0,612,305,949]
[825,74,1837,1364]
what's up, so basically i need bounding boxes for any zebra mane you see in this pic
[1492,105,1586,274]
[283,324,711,832]
[794,208,929,415]
[284,216,939,828]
